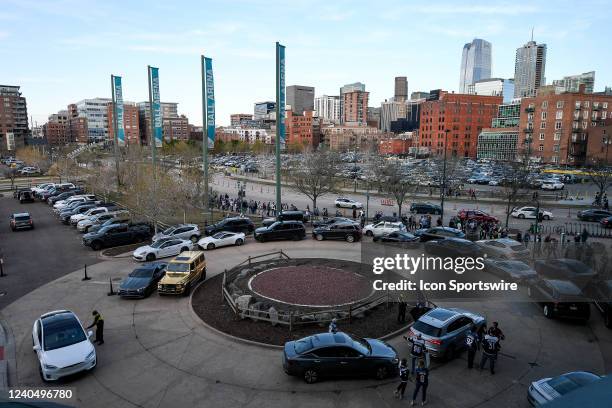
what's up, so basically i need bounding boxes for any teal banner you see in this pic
[149,66,162,147]
[112,76,125,146]
[204,57,215,149]
[276,43,286,148]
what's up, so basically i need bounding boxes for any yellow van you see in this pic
[157,251,206,296]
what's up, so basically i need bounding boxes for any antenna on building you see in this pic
[530,27,534,42]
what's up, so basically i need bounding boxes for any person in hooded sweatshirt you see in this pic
[480,329,501,374]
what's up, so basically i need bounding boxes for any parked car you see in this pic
[312,217,358,229]
[40,183,76,200]
[118,263,168,298]
[32,310,96,381]
[408,307,486,360]
[59,203,97,224]
[527,278,590,321]
[577,209,612,222]
[312,223,362,243]
[47,191,78,205]
[373,231,419,243]
[133,238,195,261]
[84,213,132,234]
[586,278,612,328]
[13,188,31,199]
[152,224,201,243]
[70,207,112,226]
[511,206,553,220]
[334,197,363,209]
[198,231,246,250]
[254,221,306,242]
[18,190,35,203]
[18,166,40,176]
[203,217,255,236]
[157,251,206,296]
[82,223,153,251]
[534,258,597,288]
[414,227,465,242]
[424,238,484,258]
[457,209,498,224]
[10,212,34,231]
[53,194,96,212]
[541,179,564,190]
[262,211,309,227]
[410,203,442,215]
[528,371,602,406]
[600,216,612,228]
[475,238,530,260]
[31,183,55,196]
[483,259,537,282]
[363,221,406,237]
[282,332,398,384]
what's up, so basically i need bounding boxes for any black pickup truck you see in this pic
[82,222,153,250]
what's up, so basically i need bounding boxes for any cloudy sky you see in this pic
[1,0,609,126]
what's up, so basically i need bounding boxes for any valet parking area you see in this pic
[2,239,612,408]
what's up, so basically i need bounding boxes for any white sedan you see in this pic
[70,207,110,225]
[511,206,553,220]
[334,197,363,209]
[198,231,246,250]
[541,180,564,190]
[32,310,96,382]
[363,221,406,237]
[132,238,195,262]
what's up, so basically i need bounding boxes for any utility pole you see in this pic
[440,129,450,220]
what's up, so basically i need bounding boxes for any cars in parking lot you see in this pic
[577,208,612,222]
[534,258,596,288]
[334,197,363,209]
[32,310,97,382]
[527,371,601,406]
[31,183,55,197]
[152,223,201,243]
[372,231,419,243]
[483,259,537,282]
[133,238,195,261]
[82,222,153,250]
[198,231,246,250]
[158,251,206,296]
[262,210,309,227]
[475,238,529,260]
[47,190,79,205]
[457,209,498,224]
[408,307,486,360]
[511,206,553,220]
[312,223,361,242]
[424,238,484,258]
[410,202,442,215]
[40,183,76,201]
[414,226,465,242]
[363,221,406,237]
[254,221,306,242]
[60,203,97,224]
[53,195,97,212]
[18,190,35,203]
[84,212,131,234]
[70,206,113,226]
[203,217,255,236]
[10,212,34,231]
[541,179,564,190]
[311,217,357,229]
[282,332,398,384]
[527,278,590,321]
[118,263,168,298]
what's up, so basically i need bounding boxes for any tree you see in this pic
[498,150,531,228]
[286,150,339,209]
[372,157,417,218]
[15,146,50,172]
[587,158,612,201]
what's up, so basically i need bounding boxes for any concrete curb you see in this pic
[0,315,15,391]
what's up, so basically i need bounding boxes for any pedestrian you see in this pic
[323,208,328,218]
[488,321,505,341]
[352,207,357,219]
[328,318,338,334]
[394,358,409,400]
[581,227,589,243]
[436,217,442,226]
[411,359,429,406]
[86,310,104,345]
[524,231,531,245]
[397,296,407,324]
[479,331,500,374]
[404,333,426,375]
[516,231,522,242]
[465,325,479,369]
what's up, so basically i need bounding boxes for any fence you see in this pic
[536,222,612,239]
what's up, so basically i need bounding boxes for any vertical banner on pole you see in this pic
[149,67,163,147]
[112,76,125,146]
[276,42,286,149]
[204,57,215,149]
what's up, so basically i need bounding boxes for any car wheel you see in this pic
[207,243,216,250]
[235,238,244,246]
[91,241,102,251]
[39,364,48,382]
[145,253,156,262]
[292,234,300,241]
[374,365,389,380]
[180,247,189,253]
[366,230,373,237]
[315,234,324,241]
[544,305,553,319]
[190,235,198,243]
[183,282,191,296]
[518,214,525,219]
[543,215,550,220]
[303,368,319,384]
[345,234,355,243]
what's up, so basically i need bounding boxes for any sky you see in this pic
[1,0,610,127]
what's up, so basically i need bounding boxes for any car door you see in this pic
[216,233,230,247]
[445,316,472,348]
[311,347,343,377]
[334,346,365,376]
[112,225,131,245]
[158,240,175,257]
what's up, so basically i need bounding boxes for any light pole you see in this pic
[440,129,450,221]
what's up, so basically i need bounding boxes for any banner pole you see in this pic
[201,56,209,219]
[111,75,121,188]
[147,66,158,232]
[275,42,282,215]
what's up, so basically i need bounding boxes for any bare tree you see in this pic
[372,157,417,218]
[497,150,532,227]
[587,158,612,202]
[286,149,339,210]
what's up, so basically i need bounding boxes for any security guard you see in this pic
[465,326,478,369]
[87,310,104,345]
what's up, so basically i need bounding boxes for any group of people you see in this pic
[594,192,609,210]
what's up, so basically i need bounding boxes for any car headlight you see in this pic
[43,364,58,370]
[86,350,96,360]
[392,358,399,364]
[137,287,145,293]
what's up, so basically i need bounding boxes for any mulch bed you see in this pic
[192,273,413,346]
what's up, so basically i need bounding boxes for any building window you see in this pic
[542,101,548,109]
[584,101,590,108]
[538,145,544,151]
[540,122,546,129]
[539,133,545,140]
[528,113,534,121]
[603,112,608,120]
[553,144,560,152]
[583,111,589,119]
[541,111,547,120]
[556,101,564,108]
[583,121,588,129]
[552,155,559,163]
[556,110,563,120]
[555,121,562,130]
[554,132,561,141]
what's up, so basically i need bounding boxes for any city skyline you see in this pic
[1,0,610,127]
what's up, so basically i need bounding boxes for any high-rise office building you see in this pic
[380,101,401,132]
[314,95,340,123]
[394,77,408,102]
[286,85,314,114]
[513,40,547,98]
[341,89,369,126]
[552,71,595,94]
[0,85,29,153]
[254,101,276,120]
[72,98,112,142]
[459,39,492,94]
[339,82,366,124]
[468,78,515,103]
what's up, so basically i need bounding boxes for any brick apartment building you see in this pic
[286,110,317,148]
[379,134,414,155]
[162,116,190,142]
[321,125,382,151]
[107,103,141,145]
[518,85,612,165]
[342,90,369,126]
[418,91,502,158]
[587,119,612,164]
[0,85,29,154]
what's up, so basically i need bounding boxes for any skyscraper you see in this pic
[286,85,314,114]
[513,40,547,98]
[394,77,408,102]
[459,39,492,94]
[552,71,595,94]
[314,95,340,123]
[339,82,366,124]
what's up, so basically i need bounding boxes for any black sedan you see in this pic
[424,238,484,258]
[283,332,398,383]
[410,203,442,215]
[415,227,466,242]
[373,231,419,243]
[118,263,167,298]
[577,209,612,222]
[312,223,362,242]
[483,259,537,282]
[534,259,597,288]
[312,217,357,229]
[527,278,590,321]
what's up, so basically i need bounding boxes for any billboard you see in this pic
[276,42,286,148]
[204,57,215,149]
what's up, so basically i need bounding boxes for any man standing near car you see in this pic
[480,332,500,374]
[397,295,407,324]
[86,310,104,345]
[465,326,478,369]
[404,333,426,375]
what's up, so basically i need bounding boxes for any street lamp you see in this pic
[440,129,450,221]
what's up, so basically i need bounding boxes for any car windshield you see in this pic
[129,268,154,278]
[269,221,281,229]
[413,320,442,338]
[43,316,87,351]
[212,232,226,239]
[294,338,313,354]
[162,227,176,235]
[150,240,166,249]
[15,216,30,221]
[547,376,587,395]
[166,263,189,273]
[353,337,371,355]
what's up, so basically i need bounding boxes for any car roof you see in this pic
[310,332,353,347]
[40,309,75,322]
[419,308,461,327]
[170,251,205,263]
[13,212,31,217]
[543,279,583,295]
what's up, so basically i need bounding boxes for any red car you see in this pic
[458,209,498,223]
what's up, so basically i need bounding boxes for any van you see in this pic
[158,251,206,296]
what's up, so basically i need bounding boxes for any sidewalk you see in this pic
[0,315,16,391]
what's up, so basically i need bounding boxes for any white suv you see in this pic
[541,180,564,190]
[363,221,406,237]
[152,224,201,243]
[334,197,363,209]
[70,207,111,226]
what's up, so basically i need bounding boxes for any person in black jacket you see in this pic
[480,333,500,374]
[465,326,479,369]
[86,310,104,345]
[394,358,409,399]
[397,296,407,323]
[411,359,429,406]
